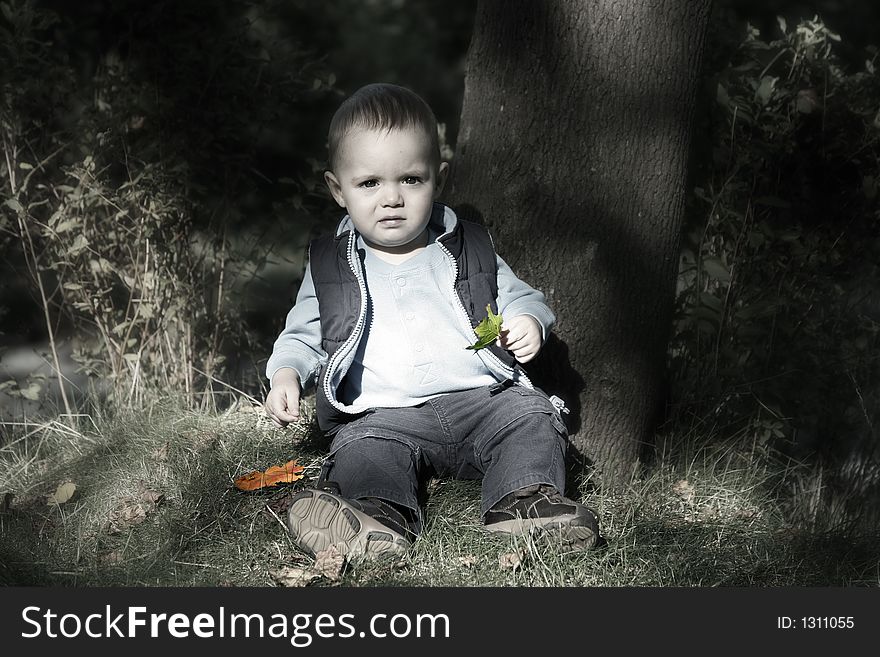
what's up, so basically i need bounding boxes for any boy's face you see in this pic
[324,126,449,255]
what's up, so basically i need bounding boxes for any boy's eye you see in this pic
[359,179,378,188]
[402,176,422,185]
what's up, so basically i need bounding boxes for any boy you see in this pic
[265,83,599,562]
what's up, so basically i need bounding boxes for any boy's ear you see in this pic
[434,161,450,199]
[324,171,346,208]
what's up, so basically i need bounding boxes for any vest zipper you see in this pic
[435,239,533,389]
[322,231,369,413]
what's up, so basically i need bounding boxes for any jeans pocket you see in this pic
[509,385,570,418]
[328,429,421,460]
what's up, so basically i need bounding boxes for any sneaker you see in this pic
[484,484,599,550]
[286,483,413,562]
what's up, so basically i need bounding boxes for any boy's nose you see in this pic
[382,185,403,206]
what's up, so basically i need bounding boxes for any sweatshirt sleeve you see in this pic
[495,254,556,343]
[265,262,327,390]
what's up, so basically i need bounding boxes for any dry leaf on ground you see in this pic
[734,508,760,520]
[458,555,478,568]
[99,550,124,565]
[106,502,149,534]
[105,487,164,534]
[234,460,305,492]
[270,567,321,587]
[48,482,77,505]
[151,442,169,461]
[139,487,164,505]
[313,544,345,580]
[499,550,524,571]
[672,479,696,503]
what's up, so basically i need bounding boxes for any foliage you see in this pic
[466,304,503,351]
[0,0,338,408]
[669,14,880,529]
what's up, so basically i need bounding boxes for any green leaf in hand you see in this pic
[466,304,503,351]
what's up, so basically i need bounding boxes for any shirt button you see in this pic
[396,277,406,287]
[406,312,415,321]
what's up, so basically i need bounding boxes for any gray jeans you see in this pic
[320,381,568,534]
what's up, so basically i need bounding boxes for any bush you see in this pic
[669,15,880,530]
[0,0,338,409]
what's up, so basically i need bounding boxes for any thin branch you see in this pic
[192,366,261,406]
[15,200,75,427]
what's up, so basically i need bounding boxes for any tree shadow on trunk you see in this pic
[453,202,596,492]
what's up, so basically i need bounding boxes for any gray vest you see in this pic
[309,208,515,431]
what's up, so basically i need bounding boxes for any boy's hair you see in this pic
[327,83,440,171]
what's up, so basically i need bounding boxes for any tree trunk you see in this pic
[447,0,712,486]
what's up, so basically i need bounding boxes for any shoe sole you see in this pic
[486,513,599,551]
[286,489,411,562]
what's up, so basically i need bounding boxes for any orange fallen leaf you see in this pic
[234,460,305,491]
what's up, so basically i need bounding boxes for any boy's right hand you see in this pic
[265,368,302,427]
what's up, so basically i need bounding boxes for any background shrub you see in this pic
[670,15,880,531]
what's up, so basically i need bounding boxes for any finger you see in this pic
[511,344,530,358]
[275,409,297,422]
[273,402,297,421]
[513,341,538,361]
[263,404,288,428]
[267,395,297,423]
[498,324,523,346]
[285,391,300,418]
[503,331,526,349]
[514,349,536,364]
[508,331,536,353]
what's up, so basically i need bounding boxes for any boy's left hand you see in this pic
[497,315,543,364]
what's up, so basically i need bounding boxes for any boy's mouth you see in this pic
[379,216,405,224]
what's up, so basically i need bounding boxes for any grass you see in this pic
[1,395,878,587]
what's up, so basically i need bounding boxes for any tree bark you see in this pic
[447,0,712,486]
